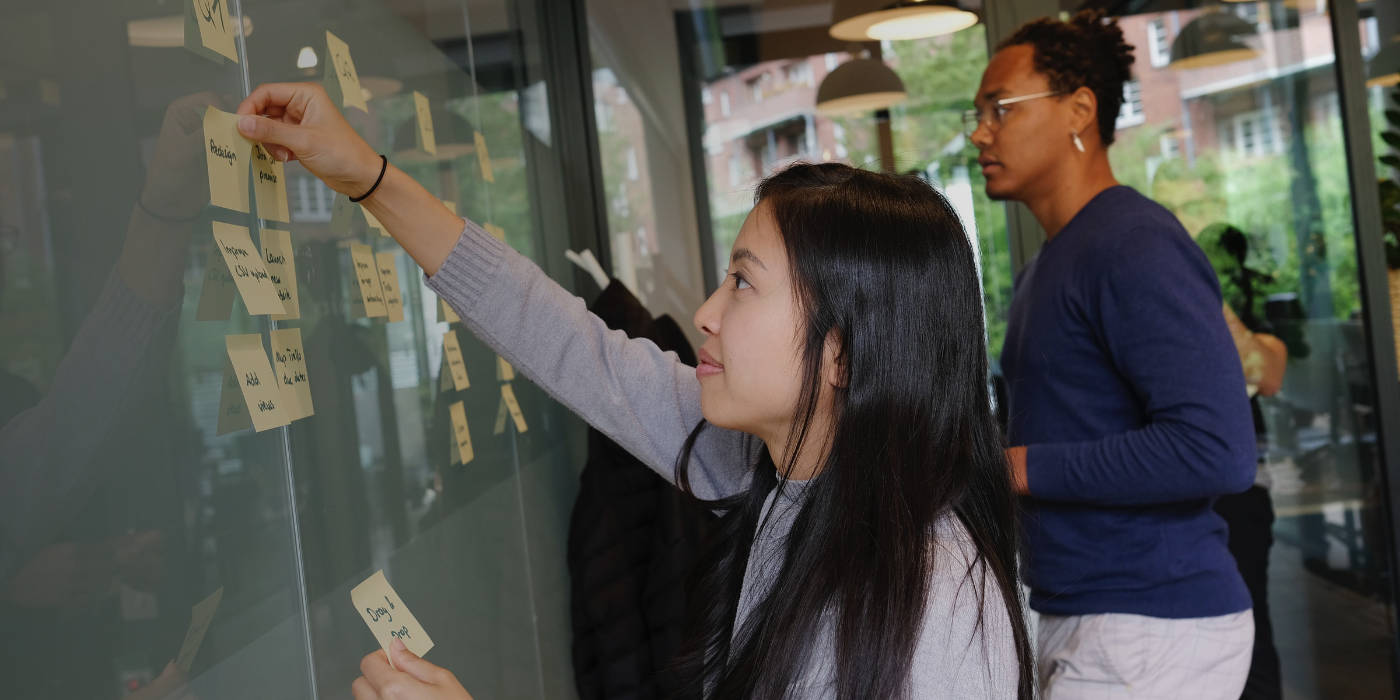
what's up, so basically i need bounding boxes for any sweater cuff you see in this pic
[1024,443,1073,501]
[424,218,507,316]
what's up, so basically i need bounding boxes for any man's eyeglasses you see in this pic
[962,90,1064,136]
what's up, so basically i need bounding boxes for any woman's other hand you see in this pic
[234,83,382,197]
[351,638,475,700]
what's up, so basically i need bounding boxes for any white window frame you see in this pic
[1116,80,1145,129]
[1231,109,1283,158]
[1147,18,1170,68]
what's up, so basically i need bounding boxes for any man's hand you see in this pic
[1007,446,1029,495]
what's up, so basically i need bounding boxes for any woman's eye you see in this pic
[732,273,751,291]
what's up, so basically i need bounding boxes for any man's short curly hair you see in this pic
[997,10,1135,146]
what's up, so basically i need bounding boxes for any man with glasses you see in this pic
[972,11,1259,699]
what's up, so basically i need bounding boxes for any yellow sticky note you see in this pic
[449,429,461,465]
[324,31,368,112]
[413,91,436,155]
[252,144,290,222]
[212,222,286,315]
[203,107,251,213]
[351,570,434,667]
[175,587,224,674]
[449,401,474,464]
[376,251,405,323]
[185,0,238,64]
[363,207,387,236]
[501,383,528,433]
[442,330,470,391]
[493,395,508,435]
[270,327,314,421]
[196,246,237,321]
[349,243,388,317]
[439,297,460,324]
[261,228,299,321]
[483,223,505,243]
[474,131,494,183]
[216,360,253,435]
[497,355,515,382]
[225,333,290,432]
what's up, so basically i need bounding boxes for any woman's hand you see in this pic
[351,639,475,700]
[234,83,382,197]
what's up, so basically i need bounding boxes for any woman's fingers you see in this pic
[389,638,450,686]
[237,115,309,157]
[350,676,382,700]
[236,82,315,120]
[237,81,380,194]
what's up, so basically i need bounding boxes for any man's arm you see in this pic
[1014,227,1257,504]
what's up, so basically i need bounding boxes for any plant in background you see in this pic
[1378,86,1400,374]
[1380,86,1400,270]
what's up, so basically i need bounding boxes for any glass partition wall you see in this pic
[0,0,591,698]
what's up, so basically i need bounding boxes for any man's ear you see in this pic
[1069,85,1099,140]
[822,330,847,390]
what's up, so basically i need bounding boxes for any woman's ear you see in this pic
[822,330,847,390]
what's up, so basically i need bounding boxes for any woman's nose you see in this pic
[693,289,722,336]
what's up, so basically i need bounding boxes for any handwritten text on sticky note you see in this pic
[212,222,286,315]
[351,570,434,667]
[225,333,290,432]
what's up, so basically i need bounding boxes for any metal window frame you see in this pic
[1329,0,1400,688]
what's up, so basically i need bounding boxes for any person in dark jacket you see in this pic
[568,279,715,700]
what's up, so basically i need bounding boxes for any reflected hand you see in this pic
[142,91,224,219]
[351,638,474,700]
[126,661,195,700]
[235,83,382,197]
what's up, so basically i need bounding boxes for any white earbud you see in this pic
[1072,131,1086,153]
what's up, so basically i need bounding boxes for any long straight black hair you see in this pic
[669,163,1034,699]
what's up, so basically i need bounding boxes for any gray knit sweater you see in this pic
[427,219,1021,698]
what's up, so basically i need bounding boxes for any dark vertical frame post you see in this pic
[1330,0,1400,689]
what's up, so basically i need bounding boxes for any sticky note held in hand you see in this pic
[351,570,434,668]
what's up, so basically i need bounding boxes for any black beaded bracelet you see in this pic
[351,154,388,203]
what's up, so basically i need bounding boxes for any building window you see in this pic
[728,153,748,186]
[1147,18,1170,68]
[702,87,712,105]
[1231,110,1282,157]
[833,122,848,159]
[1116,80,1145,129]
[292,175,333,222]
[1233,2,1261,27]
[785,62,812,87]
[626,147,639,181]
[1160,134,1180,160]
[749,76,764,102]
[825,53,840,71]
[720,91,730,117]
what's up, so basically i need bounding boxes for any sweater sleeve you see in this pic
[1025,226,1257,505]
[0,270,176,582]
[426,218,754,501]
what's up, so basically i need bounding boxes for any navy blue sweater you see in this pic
[1001,186,1256,618]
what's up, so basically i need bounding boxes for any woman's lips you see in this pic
[696,348,724,379]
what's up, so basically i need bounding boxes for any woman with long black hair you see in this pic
[236,82,1034,699]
